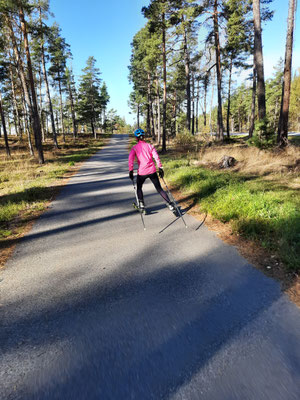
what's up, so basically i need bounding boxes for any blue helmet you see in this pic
[134,128,145,138]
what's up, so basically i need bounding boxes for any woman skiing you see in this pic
[128,128,176,215]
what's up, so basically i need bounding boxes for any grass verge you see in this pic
[162,155,300,272]
[0,134,111,266]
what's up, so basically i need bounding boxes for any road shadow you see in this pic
[1,241,295,399]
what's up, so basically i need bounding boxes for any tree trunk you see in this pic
[203,73,208,126]
[8,60,22,139]
[196,80,200,133]
[0,91,11,157]
[150,98,155,140]
[19,7,44,164]
[45,112,48,137]
[58,79,65,142]
[91,119,95,138]
[20,85,34,156]
[137,103,140,127]
[274,98,279,131]
[209,69,216,135]
[191,74,195,135]
[213,0,224,140]
[182,16,191,132]
[277,0,296,147]
[226,57,233,138]
[41,48,58,147]
[7,18,34,150]
[172,89,177,137]
[55,111,59,136]
[38,69,45,142]
[156,76,161,145]
[153,101,157,140]
[147,73,151,136]
[68,82,77,139]
[162,11,167,153]
[253,0,266,121]
[249,67,257,137]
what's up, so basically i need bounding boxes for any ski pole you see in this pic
[132,180,146,231]
[161,177,187,228]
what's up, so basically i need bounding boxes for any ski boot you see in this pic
[168,202,179,217]
[139,200,146,215]
[133,200,146,214]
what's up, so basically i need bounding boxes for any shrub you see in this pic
[248,118,276,149]
[174,129,197,150]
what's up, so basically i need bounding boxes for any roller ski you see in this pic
[131,179,146,230]
[133,201,147,215]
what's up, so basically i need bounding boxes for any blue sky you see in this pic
[50,0,299,125]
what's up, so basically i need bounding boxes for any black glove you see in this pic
[129,170,134,181]
[158,168,164,178]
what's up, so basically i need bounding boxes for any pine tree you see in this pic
[34,0,59,147]
[2,1,45,162]
[48,23,70,142]
[142,0,174,152]
[169,0,199,133]
[289,69,300,132]
[65,67,77,139]
[0,60,10,156]
[100,82,110,131]
[277,0,297,147]
[77,56,103,138]
[129,23,161,138]
[252,0,267,127]
[223,0,250,137]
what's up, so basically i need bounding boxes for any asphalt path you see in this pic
[1,134,300,400]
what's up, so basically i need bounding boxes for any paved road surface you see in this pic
[1,134,300,399]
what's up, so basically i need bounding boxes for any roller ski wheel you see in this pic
[168,202,179,217]
[133,202,146,215]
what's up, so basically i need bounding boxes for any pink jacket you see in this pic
[128,140,162,176]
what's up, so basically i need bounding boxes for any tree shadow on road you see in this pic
[2,239,299,399]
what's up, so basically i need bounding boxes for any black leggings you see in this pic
[137,172,170,203]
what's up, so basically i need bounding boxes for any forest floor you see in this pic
[160,135,300,306]
[0,133,111,269]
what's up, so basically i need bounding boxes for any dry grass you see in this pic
[196,144,300,175]
[0,134,111,267]
[162,138,300,271]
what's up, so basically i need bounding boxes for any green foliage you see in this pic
[265,59,284,130]
[48,23,70,84]
[248,118,275,148]
[174,129,197,148]
[100,82,110,116]
[128,22,162,122]
[223,0,251,69]
[77,56,103,131]
[104,109,125,133]
[290,69,300,131]
[228,83,252,132]
[162,156,300,270]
